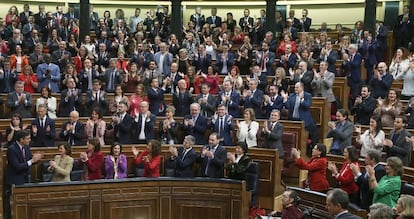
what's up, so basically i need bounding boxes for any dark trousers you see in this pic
[4,184,11,219]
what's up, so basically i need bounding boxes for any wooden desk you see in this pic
[12,178,250,219]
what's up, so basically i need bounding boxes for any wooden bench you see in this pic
[12,178,250,219]
[2,145,284,211]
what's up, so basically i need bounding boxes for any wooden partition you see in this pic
[309,97,330,141]
[2,144,285,212]
[12,178,249,219]
[332,77,349,111]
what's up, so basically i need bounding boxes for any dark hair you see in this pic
[370,115,382,137]
[15,130,30,142]
[88,138,101,152]
[11,113,23,129]
[345,145,358,162]
[396,115,408,125]
[41,86,52,98]
[366,150,381,163]
[327,188,349,209]
[59,143,72,156]
[110,142,123,156]
[237,142,248,153]
[149,139,161,157]
[315,144,327,157]
[91,108,103,119]
[92,79,101,85]
[361,84,371,92]
[286,189,300,206]
[337,109,349,120]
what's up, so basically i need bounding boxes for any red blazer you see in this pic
[9,55,29,72]
[79,150,104,180]
[335,160,359,195]
[296,156,329,192]
[135,150,161,177]
[73,56,84,73]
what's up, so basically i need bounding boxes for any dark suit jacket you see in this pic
[20,11,34,26]
[195,94,216,118]
[263,95,283,118]
[327,120,354,153]
[197,145,227,178]
[193,53,212,74]
[344,53,363,85]
[7,92,32,118]
[351,95,376,125]
[226,154,250,180]
[242,89,264,119]
[180,114,208,145]
[358,40,378,66]
[292,71,314,93]
[5,142,33,185]
[190,14,205,28]
[59,88,83,117]
[299,17,312,32]
[317,50,338,74]
[147,87,166,116]
[104,68,124,92]
[217,91,240,118]
[369,73,394,99]
[65,12,80,20]
[284,92,315,128]
[107,113,132,144]
[60,121,85,146]
[173,91,193,117]
[206,16,222,27]
[355,164,386,211]
[210,115,234,146]
[85,90,109,116]
[216,52,235,74]
[336,212,362,219]
[0,70,17,93]
[277,53,298,72]
[51,49,71,73]
[133,113,156,143]
[79,69,103,93]
[385,129,412,166]
[256,50,276,76]
[239,16,254,32]
[261,122,284,157]
[169,147,197,177]
[31,117,55,147]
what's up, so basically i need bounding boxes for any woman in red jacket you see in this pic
[292,144,329,192]
[132,140,162,177]
[328,145,359,203]
[78,138,104,180]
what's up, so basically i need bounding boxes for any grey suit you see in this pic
[327,120,354,154]
[311,71,336,103]
[7,92,32,118]
[385,129,412,166]
[261,122,284,157]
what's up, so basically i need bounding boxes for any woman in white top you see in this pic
[236,108,259,147]
[36,86,57,119]
[355,115,385,158]
[389,47,410,79]
[204,36,217,61]
[396,61,414,100]
[82,35,96,57]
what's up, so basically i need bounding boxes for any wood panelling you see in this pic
[12,179,250,219]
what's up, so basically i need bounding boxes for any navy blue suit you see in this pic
[107,113,133,144]
[217,91,240,118]
[277,53,298,72]
[256,51,276,76]
[376,25,388,62]
[359,40,378,82]
[317,50,338,74]
[193,53,212,74]
[210,115,234,146]
[180,114,208,145]
[0,70,17,93]
[243,89,264,119]
[59,88,83,117]
[60,121,85,146]
[216,52,235,74]
[129,51,153,70]
[206,16,222,28]
[5,142,32,185]
[173,91,193,117]
[147,87,166,116]
[133,113,156,143]
[196,145,227,178]
[343,53,363,100]
[369,73,393,99]
[168,147,197,177]
[263,95,283,118]
[284,92,315,128]
[31,117,55,147]
[355,164,386,211]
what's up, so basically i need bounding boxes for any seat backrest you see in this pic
[70,159,84,181]
[134,162,145,177]
[401,182,414,196]
[246,162,260,207]
[282,132,297,168]
[41,162,53,182]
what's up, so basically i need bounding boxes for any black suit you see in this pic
[60,121,85,146]
[206,16,222,28]
[355,164,386,211]
[169,147,197,177]
[291,71,314,93]
[59,88,83,117]
[180,114,208,145]
[385,129,412,166]
[351,95,376,125]
[108,113,133,144]
[31,117,56,147]
[335,212,361,219]
[5,142,32,185]
[133,113,156,143]
[197,145,227,178]
[173,91,193,117]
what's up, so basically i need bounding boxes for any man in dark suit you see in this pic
[133,101,156,144]
[256,41,275,76]
[261,109,284,156]
[317,39,338,74]
[79,59,103,93]
[173,79,193,117]
[20,4,34,26]
[0,59,18,93]
[282,82,318,144]
[60,110,85,146]
[288,10,301,30]
[383,116,412,166]
[342,44,362,107]
[24,29,41,54]
[95,43,111,71]
[104,59,124,93]
[326,189,361,219]
[59,78,83,117]
[34,5,47,40]
[351,85,377,125]
[239,9,254,33]
[193,44,212,74]
[29,43,45,71]
[299,9,312,32]
[107,101,132,144]
[51,41,71,73]
[375,21,388,62]
[147,77,167,116]
[358,31,378,83]
[263,85,283,118]
[249,65,267,91]
[4,130,43,219]
[7,81,32,118]
[277,44,298,72]
[65,5,79,20]
[21,15,39,39]
[165,63,184,94]
[369,62,393,99]
[242,78,264,119]
[195,83,216,117]
[217,80,240,118]
[189,7,205,32]
[31,104,55,147]
[206,8,221,29]
[216,43,235,75]
[291,61,314,94]
[210,104,234,146]
[85,79,109,116]
[350,150,386,211]
[196,133,227,178]
[89,5,99,31]
[180,103,208,145]
[285,19,298,41]
[168,135,197,177]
